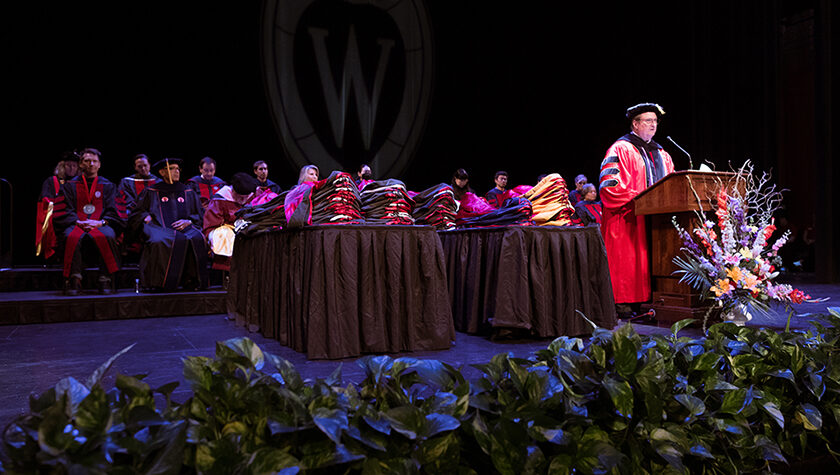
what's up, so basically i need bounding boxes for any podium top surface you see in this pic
[634,170,739,216]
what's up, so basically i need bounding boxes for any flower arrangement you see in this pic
[672,162,814,330]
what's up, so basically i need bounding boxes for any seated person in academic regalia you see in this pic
[203,172,258,271]
[129,158,208,292]
[117,153,160,258]
[573,183,603,226]
[354,163,373,188]
[187,156,226,208]
[36,151,79,260]
[116,153,159,219]
[54,148,122,295]
[568,174,588,206]
[253,160,282,194]
[40,151,79,201]
[450,168,474,202]
[484,170,508,208]
[299,164,320,184]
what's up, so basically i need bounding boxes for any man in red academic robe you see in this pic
[599,103,675,318]
[54,148,122,295]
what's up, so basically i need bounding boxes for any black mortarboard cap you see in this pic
[625,103,666,120]
[230,172,258,195]
[152,157,183,171]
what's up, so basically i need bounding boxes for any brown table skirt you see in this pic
[439,225,616,337]
[228,225,455,359]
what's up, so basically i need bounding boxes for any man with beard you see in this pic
[253,160,281,194]
[116,153,159,219]
[130,158,208,291]
[55,148,122,295]
[599,103,675,318]
[188,156,226,208]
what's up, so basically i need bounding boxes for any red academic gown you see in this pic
[54,175,122,278]
[599,134,674,304]
[203,186,249,271]
[36,176,65,259]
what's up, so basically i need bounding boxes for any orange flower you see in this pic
[711,278,732,297]
[726,266,743,283]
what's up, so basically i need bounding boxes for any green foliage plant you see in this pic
[4,307,840,473]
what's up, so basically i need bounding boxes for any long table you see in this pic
[228,225,455,359]
[439,225,616,336]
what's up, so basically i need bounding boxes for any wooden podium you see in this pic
[633,170,737,323]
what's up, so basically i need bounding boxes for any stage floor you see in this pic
[1,278,837,435]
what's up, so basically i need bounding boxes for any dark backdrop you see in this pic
[2,1,834,275]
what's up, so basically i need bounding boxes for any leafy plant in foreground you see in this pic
[4,308,840,473]
[1,343,186,473]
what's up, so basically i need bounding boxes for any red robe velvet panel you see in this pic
[35,176,64,259]
[116,175,159,219]
[599,136,674,303]
[54,176,122,277]
[188,175,226,208]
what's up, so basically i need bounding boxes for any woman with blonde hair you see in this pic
[298,164,320,185]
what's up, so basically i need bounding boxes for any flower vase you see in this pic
[722,303,752,326]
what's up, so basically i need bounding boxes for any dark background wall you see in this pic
[2,1,835,279]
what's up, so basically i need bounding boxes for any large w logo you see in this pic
[308,25,395,151]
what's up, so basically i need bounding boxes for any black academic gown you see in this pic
[130,181,208,291]
[257,178,282,194]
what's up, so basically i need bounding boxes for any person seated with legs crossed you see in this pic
[129,158,208,292]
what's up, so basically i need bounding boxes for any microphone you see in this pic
[666,136,693,170]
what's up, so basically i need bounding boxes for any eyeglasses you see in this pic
[636,118,659,125]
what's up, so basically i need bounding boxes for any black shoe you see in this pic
[65,277,82,296]
[181,279,201,292]
[99,276,114,295]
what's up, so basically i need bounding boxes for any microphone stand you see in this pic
[666,136,694,170]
